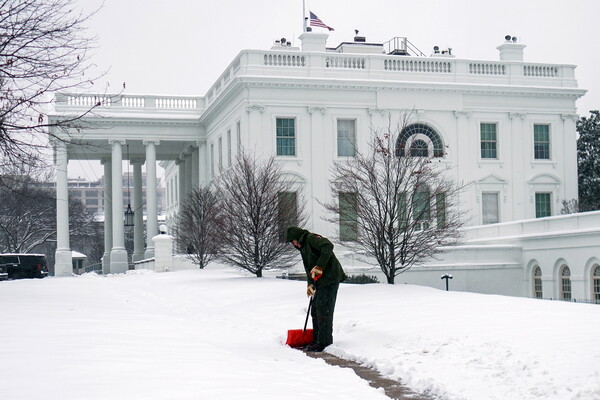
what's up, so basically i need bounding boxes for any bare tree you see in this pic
[0,0,101,172]
[324,121,466,284]
[215,153,306,277]
[174,186,223,269]
[0,165,96,254]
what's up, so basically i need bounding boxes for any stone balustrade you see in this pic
[55,48,579,113]
[54,93,205,113]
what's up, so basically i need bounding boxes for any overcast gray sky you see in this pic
[70,0,600,179]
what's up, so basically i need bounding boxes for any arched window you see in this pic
[560,266,571,300]
[593,265,600,303]
[396,124,444,157]
[410,139,429,157]
[533,266,542,299]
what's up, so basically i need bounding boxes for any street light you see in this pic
[441,273,453,291]
[124,144,134,227]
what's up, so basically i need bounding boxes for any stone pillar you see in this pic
[177,157,185,208]
[132,159,145,262]
[101,158,112,274]
[191,145,200,189]
[144,140,159,259]
[184,150,193,196]
[54,140,72,276]
[109,139,129,273]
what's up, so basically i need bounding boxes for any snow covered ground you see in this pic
[0,266,598,400]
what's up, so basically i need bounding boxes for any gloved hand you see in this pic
[310,266,323,279]
[307,284,316,297]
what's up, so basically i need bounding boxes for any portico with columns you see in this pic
[49,94,206,275]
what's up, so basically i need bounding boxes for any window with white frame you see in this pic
[533,266,542,299]
[480,123,498,159]
[560,265,571,300]
[535,192,552,218]
[337,119,356,157]
[278,191,298,241]
[276,118,296,156]
[533,124,550,160]
[412,188,431,231]
[482,192,500,224]
[593,265,600,303]
[339,192,358,241]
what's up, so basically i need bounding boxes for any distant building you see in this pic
[40,174,165,217]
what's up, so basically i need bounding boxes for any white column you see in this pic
[144,140,159,259]
[184,151,193,196]
[132,159,145,263]
[101,158,112,274]
[109,139,129,273]
[191,145,200,189]
[54,140,72,276]
[177,157,185,208]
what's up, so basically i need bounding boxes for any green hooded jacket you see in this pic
[286,227,346,287]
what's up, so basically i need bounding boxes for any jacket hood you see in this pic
[286,227,308,242]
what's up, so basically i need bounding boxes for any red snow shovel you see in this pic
[285,297,314,348]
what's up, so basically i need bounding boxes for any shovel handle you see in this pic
[303,297,313,332]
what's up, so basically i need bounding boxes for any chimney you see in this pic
[299,31,329,52]
[497,35,526,61]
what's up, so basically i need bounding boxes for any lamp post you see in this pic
[124,144,134,227]
[441,273,453,291]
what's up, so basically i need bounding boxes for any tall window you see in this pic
[276,118,296,156]
[412,189,431,231]
[593,265,600,303]
[560,266,571,300]
[534,124,550,160]
[227,129,232,166]
[337,119,356,157]
[278,191,298,241]
[339,192,358,241]
[533,266,542,299]
[482,192,500,224]
[398,192,408,229]
[480,123,497,159]
[535,192,551,218]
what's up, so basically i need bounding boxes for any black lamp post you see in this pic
[124,144,134,227]
[441,273,453,291]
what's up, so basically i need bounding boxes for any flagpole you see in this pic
[302,0,306,32]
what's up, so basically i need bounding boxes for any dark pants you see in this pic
[312,283,339,347]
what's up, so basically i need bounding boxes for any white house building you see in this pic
[49,31,599,302]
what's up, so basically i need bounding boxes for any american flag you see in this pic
[309,11,334,31]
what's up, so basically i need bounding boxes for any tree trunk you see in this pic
[387,274,395,284]
[256,268,263,278]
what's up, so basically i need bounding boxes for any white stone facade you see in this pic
[50,32,599,302]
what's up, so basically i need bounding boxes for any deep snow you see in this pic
[0,267,598,400]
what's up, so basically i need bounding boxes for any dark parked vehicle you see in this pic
[0,254,49,279]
